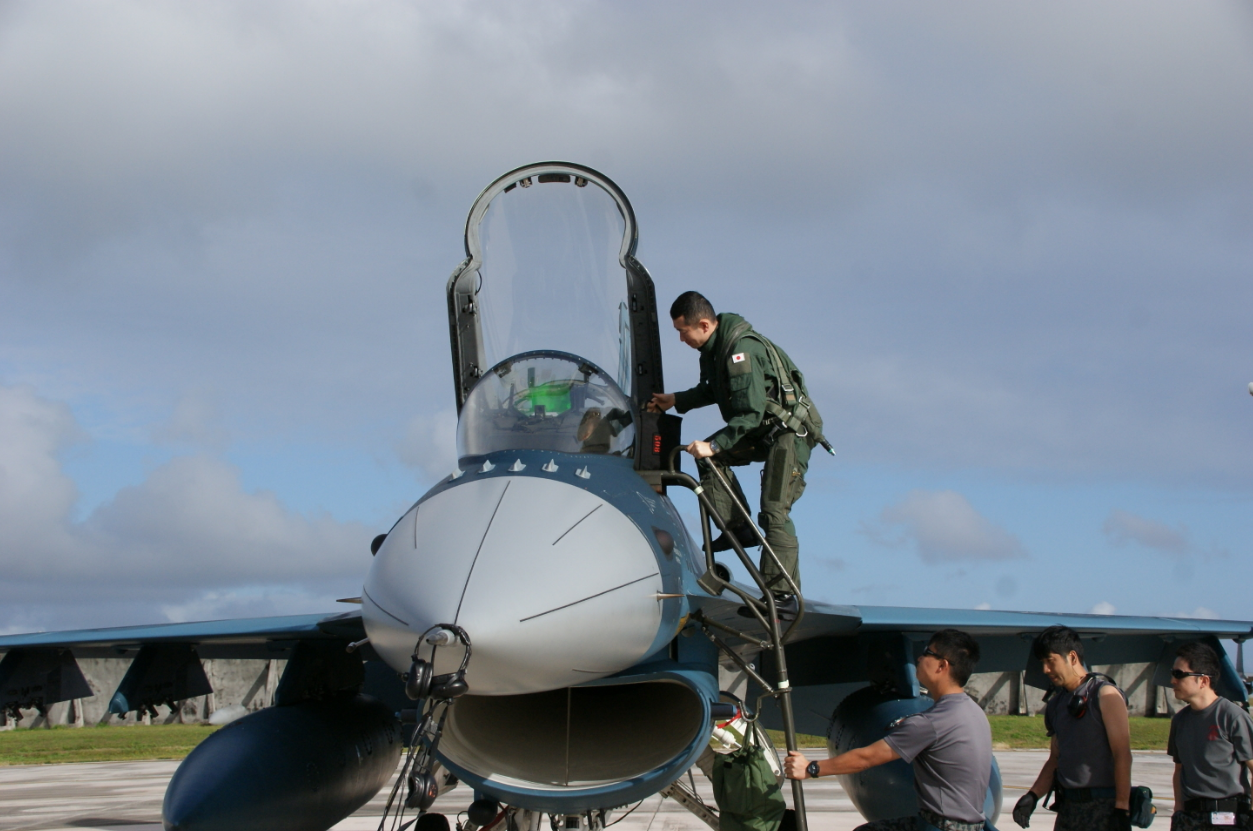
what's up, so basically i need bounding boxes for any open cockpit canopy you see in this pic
[447,163,663,418]
[457,351,635,460]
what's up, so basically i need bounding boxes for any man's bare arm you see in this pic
[1173,763,1183,812]
[1027,736,1059,798]
[1100,685,1132,810]
[784,741,900,780]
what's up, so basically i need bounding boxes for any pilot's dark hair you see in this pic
[928,629,980,686]
[1176,641,1222,683]
[670,291,716,324]
[1032,626,1084,664]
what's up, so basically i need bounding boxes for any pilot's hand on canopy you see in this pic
[686,440,715,459]
[647,392,675,413]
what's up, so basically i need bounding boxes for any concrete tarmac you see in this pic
[0,750,1178,831]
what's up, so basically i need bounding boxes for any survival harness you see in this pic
[718,321,836,456]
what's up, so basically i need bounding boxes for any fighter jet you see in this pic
[2,162,1250,831]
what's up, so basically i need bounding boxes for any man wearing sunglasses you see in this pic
[782,629,992,831]
[1167,642,1253,831]
[1014,626,1132,831]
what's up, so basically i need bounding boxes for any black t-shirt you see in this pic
[1043,675,1120,789]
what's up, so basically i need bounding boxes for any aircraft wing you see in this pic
[696,593,1253,702]
[0,611,364,660]
[0,610,378,723]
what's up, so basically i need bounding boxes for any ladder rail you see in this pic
[698,458,805,640]
[661,449,810,831]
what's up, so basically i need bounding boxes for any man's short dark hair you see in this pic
[928,629,980,687]
[670,291,716,323]
[1032,625,1085,664]
[1176,641,1222,682]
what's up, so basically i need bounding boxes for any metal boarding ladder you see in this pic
[661,449,809,831]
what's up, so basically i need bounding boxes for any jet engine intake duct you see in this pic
[439,677,708,812]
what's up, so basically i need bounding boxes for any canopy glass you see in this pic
[473,174,634,396]
[457,351,635,459]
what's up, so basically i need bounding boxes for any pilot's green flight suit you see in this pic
[672,313,819,594]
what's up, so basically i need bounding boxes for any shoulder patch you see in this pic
[727,352,751,376]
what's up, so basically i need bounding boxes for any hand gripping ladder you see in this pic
[661,449,809,831]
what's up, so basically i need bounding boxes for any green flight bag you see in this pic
[710,727,787,831]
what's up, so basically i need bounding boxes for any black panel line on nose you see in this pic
[518,572,659,622]
[551,504,602,546]
[454,479,511,624]
[363,588,410,627]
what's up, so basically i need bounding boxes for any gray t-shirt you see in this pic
[884,692,992,823]
[1043,675,1119,789]
[1168,697,1253,800]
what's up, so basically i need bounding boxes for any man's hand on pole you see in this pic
[646,392,675,413]
[783,751,811,780]
[686,440,715,459]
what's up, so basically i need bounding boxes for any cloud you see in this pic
[397,408,459,482]
[1171,606,1220,620]
[1090,601,1116,615]
[0,384,84,551]
[1103,509,1190,556]
[867,489,1027,563]
[152,390,231,449]
[0,382,370,631]
[0,1,1251,627]
[0,0,1249,489]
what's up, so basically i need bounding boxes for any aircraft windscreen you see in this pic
[457,351,635,459]
[474,175,633,395]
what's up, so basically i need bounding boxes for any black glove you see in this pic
[1109,808,1132,831]
[1012,792,1038,828]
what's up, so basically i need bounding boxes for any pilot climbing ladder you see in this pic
[662,449,810,831]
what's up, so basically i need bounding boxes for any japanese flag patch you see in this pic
[732,353,746,363]
[728,352,751,376]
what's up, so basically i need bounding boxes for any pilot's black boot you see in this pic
[737,593,798,623]
[710,524,758,553]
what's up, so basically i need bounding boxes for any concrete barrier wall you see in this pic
[1,656,1179,729]
[0,656,287,729]
[964,662,1178,718]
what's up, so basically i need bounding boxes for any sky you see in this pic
[1,1,1251,635]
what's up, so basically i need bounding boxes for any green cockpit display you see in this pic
[458,351,635,459]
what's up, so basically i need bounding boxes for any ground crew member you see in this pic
[1013,625,1133,831]
[1167,641,1253,831]
[783,629,992,831]
[647,291,828,610]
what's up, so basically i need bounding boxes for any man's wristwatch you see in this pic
[708,440,720,454]
[806,761,821,779]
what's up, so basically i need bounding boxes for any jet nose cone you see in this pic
[363,472,665,694]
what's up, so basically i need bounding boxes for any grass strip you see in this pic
[0,713,1173,766]
[0,723,218,765]
[989,715,1171,750]
[772,716,1173,753]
